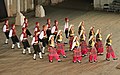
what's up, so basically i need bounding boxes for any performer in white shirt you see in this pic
[22,18,32,37]
[9,24,20,49]
[3,20,10,44]
[51,20,58,41]
[39,25,48,54]
[20,28,31,54]
[64,18,69,44]
[31,31,42,60]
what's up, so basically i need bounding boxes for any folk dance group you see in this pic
[3,18,118,63]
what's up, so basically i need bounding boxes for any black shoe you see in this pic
[73,61,77,63]
[5,43,8,44]
[63,55,67,58]
[42,53,45,54]
[11,48,15,49]
[113,58,118,60]
[33,58,36,60]
[78,61,81,63]
[58,60,62,62]
[106,58,110,61]
[22,53,26,55]
[49,60,53,63]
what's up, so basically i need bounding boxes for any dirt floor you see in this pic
[0,6,120,75]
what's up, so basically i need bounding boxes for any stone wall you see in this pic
[4,0,34,17]
[94,0,114,10]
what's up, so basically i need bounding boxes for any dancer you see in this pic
[31,31,42,60]
[105,33,118,61]
[64,18,69,44]
[51,20,59,41]
[22,18,32,37]
[68,25,74,51]
[48,35,61,63]
[20,28,31,54]
[46,18,51,40]
[79,30,88,57]
[72,36,82,63]
[9,24,20,49]
[56,30,67,58]
[78,21,85,35]
[39,25,48,54]
[88,36,97,63]
[3,20,10,44]
[95,29,104,55]
[89,26,95,38]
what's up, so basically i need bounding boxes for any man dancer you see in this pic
[9,24,20,49]
[39,25,48,54]
[3,20,10,44]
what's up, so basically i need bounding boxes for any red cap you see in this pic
[47,18,50,21]
[36,22,39,25]
[65,18,69,21]
[12,24,15,27]
[5,19,8,23]
[54,20,58,23]
[24,18,27,21]
[22,27,26,31]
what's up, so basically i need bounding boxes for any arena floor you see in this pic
[0,6,120,75]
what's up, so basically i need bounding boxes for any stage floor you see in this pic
[0,6,120,75]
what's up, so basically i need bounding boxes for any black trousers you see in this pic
[33,44,41,54]
[11,35,19,44]
[22,40,30,49]
[4,31,9,39]
[42,38,48,47]
[46,29,51,40]
[65,30,68,38]
[26,29,32,36]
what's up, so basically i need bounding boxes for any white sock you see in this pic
[42,47,45,53]
[33,54,36,59]
[23,49,26,54]
[27,48,31,53]
[12,44,15,49]
[17,43,20,48]
[39,52,43,59]
[5,39,8,43]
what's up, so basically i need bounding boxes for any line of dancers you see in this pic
[3,18,118,63]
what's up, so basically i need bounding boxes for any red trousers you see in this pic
[69,36,74,50]
[48,47,60,61]
[106,52,116,59]
[73,56,82,62]
[95,41,104,54]
[89,47,97,62]
[81,49,88,55]
[106,46,116,59]
[81,41,88,55]
[57,49,66,56]
[48,54,60,61]
[89,54,97,62]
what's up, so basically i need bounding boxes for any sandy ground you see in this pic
[0,6,120,75]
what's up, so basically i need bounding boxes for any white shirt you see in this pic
[39,31,47,39]
[34,27,40,34]
[3,25,7,32]
[22,23,26,28]
[64,22,69,32]
[51,26,56,34]
[9,29,13,37]
[31,37,38,45]
[20,33,27,41]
